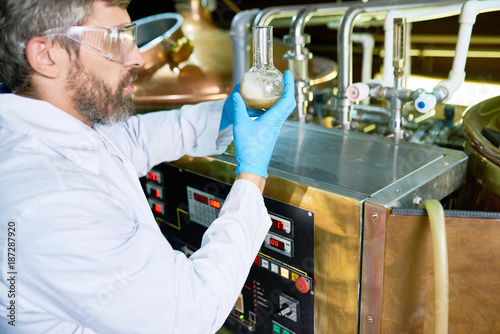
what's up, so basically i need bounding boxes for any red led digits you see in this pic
[148,172,158,182]
[153,204,163,214]
[150,188,161,199]
[271,218,286,232]
[193,191,220,209]
[209,199,221,210]
[269,238,285,251]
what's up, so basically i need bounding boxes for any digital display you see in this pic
[193,192,208,205]
[209,199,221,210]
[150,189,161,199]
[148,172,159,182]
[269,214,291,234]
[271,218,286,232]
[269,237,285,251]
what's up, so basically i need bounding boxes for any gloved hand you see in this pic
[231,70,296,178]
[219,83,265,131]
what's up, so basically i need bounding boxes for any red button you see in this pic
[295,276,310,294]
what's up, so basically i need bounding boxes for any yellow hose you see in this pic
[422,199,449,334]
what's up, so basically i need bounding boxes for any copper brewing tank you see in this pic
[132,0,337,109]
[457,95,500,211]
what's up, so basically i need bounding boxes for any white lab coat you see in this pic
[0,94,271,334]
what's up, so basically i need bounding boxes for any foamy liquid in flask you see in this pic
[240,26,284,110]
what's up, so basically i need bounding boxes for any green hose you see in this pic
[422,199,449,334]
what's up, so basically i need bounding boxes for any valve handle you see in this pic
[414,93,437,113]
[346,82,370,102]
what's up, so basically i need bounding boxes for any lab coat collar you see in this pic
[0,93,104,174]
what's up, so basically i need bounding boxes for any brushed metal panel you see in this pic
[216,122,467,207]
[268,122,447,197]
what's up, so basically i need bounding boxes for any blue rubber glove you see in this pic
[219,83,265,131]
[231,70,296,178]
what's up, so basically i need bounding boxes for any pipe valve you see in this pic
[414,93,437,113]
[346,82,370,102]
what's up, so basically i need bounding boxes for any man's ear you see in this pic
[25,36,63,78]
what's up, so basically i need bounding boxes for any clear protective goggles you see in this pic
[39,23,137,63]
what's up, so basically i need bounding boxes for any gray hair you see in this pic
[0,0,131,93]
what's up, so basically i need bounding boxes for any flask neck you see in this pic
[253,26,273,67]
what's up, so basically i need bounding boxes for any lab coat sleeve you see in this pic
[97,99,233,177]
[16,179,269,334]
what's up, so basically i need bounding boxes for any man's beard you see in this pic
[65,60,137,126]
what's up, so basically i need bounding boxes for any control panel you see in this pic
[141,163,315,333]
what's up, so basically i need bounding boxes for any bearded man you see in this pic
[0,1,296,333]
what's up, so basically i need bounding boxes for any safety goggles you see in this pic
[39,23,137,63]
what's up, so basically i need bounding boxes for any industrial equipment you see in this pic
[455,94,500,211]
[136,1,500,332]
[139,121,493,333]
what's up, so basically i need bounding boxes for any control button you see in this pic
[260,258,269,269]
[273,323,281,333]
[253,256,260,266]
[283,330,290,334]
[295,276,310,294]
[270,263,279,274]
[280,267,289,279]
[291,272,299,282]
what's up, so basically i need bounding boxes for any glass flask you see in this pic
[240,26,284,110]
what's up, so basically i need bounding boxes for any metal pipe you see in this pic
[286,5,350,38]
[254,3,348,27]
[254,6,302,27]
[336,0,466,129]
[283,4,350,123]
[338,6,365,129]
[231,4,346,91]
[285,7,315,122]
[382,4,463,87]
[254,3,349,122]
[284,7,314,122]
[230,9,260,85]
[231,5,314,87]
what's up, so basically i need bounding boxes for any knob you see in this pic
[295,276,310,294]
[346,82,370,102]
[414,93,437,113]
